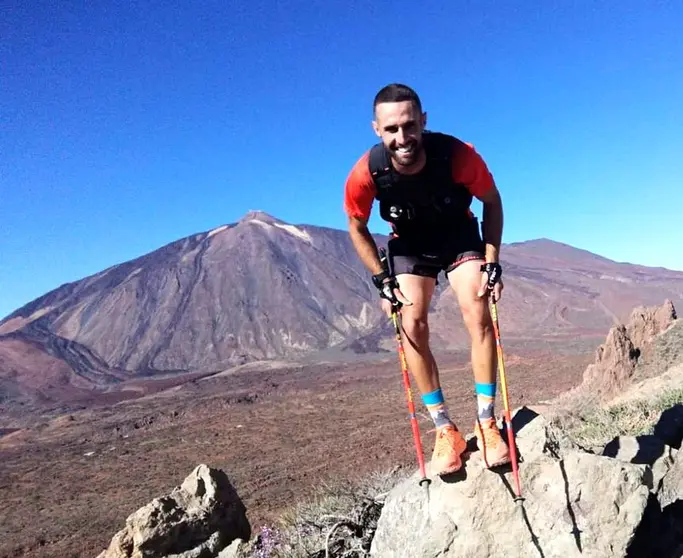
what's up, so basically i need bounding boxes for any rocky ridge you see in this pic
[94,301,683,557]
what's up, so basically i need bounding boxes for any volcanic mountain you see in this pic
[1,210,682,407]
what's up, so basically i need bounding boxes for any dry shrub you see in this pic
[241,465,412,558]
[551,387,683,450]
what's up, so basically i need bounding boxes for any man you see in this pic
[343,83,510,476]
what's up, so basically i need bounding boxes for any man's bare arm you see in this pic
[477,184,504,263]
[348,215,384,275]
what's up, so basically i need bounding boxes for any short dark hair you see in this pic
[373,83,422,115]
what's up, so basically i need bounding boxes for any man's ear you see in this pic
[371,119,381,137]
[422,111,428,129]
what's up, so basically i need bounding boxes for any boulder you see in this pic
[653,402,683,512]
[370,408,656,558]
[96,464,250,558]
[660,450,683,509]
[602,435,678,492]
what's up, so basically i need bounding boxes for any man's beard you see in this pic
[390,140,421,166]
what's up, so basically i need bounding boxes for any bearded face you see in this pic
[372,100,427,170]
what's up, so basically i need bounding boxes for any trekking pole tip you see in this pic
[419,477,431,503]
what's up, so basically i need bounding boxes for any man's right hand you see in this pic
[377,276,412,316]
[372,245,411,315]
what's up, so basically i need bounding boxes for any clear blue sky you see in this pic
[2,1,682,319]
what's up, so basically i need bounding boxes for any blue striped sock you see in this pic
[475,382,496,421]
[422,388,452,429]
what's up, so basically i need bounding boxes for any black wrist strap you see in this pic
[372,270,391,289]
[480,262,502,288]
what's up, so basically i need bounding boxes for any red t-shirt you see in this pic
[343,137,495,221]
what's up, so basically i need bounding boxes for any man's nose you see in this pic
[396,127,406,145]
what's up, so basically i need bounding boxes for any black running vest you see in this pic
[368,132,474,241]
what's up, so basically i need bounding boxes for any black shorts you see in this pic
[387,216,485,279]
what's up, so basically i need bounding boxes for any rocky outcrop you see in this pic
[89,301,683,558]
[581,323,639,398]
[96,464,250,558]
[371,406,683,558]
[627,300,677,350]
[581,300,677,399]
[94,404,683,558]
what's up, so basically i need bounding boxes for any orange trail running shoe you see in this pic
[431,423,468,476]
[475,417,511,468]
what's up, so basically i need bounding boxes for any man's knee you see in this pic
[401,312,430,345]
[460,298,493,342]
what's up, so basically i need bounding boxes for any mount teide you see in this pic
[1,210,682,405]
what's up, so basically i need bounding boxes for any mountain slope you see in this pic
[0,212,384,374]
[1,210,683,405]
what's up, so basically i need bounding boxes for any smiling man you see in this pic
[343,83,510,475]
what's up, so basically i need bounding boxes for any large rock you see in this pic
[97,464,250,558]
[370,408,656,558]
[657,408,683,513]
[581,301,677,400]
[602,435,678,492]
[582,324,638,399]
[626,300,677,351]
[660,448,683,509]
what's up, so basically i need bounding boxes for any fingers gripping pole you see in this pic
[489,296,523,502]
[391,309,431,498]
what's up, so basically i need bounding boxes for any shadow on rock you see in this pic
[439,451,470,484]
[654,403,683,449]
[495,471,546,558]
[603,434,667,469]
[559,459,583,553]
[509,406,540,433]
[628,495,683,557]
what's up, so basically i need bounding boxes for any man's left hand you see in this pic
[477,262,504,302]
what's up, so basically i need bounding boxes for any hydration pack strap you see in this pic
[369,143,394,192]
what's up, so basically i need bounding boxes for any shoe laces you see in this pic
[478,419,502,449]
[435,426,460,457]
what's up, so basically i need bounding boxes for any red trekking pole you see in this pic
[379,247,431,501]
[390,306,431,499]
[489,294,523,503]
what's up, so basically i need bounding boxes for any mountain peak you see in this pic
[237,210,315,245]
[239,210,283,225]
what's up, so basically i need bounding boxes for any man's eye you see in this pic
[385,126,398,133]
